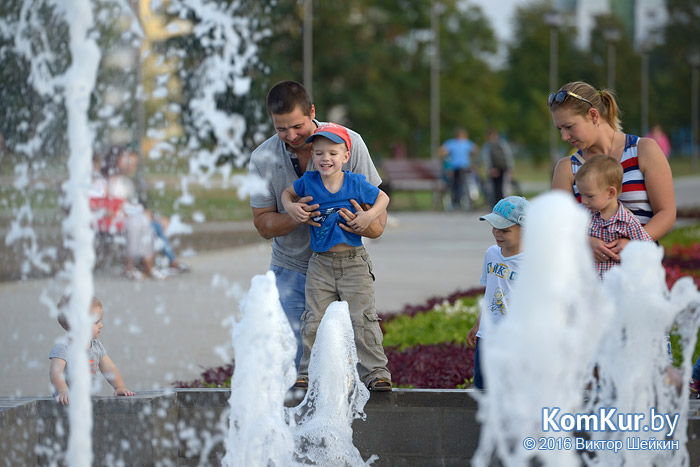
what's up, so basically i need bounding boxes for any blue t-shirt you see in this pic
[442,138,474,169]
[293,171,380,252]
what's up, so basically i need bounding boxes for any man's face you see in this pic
[271,105,316,150]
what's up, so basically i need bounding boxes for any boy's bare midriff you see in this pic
[328,242,354,252]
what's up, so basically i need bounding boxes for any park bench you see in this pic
[380,158,445,209]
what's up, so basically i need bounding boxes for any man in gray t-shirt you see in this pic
[249,81,385,372]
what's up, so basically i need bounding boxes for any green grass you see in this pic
[659,222,700,248]
[382,297,480,350]
[1,154,697,222]
[148,185,252,222]
[669,155,700,177]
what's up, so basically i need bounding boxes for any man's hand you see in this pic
[296,196,322,227]
[338,199,385,237]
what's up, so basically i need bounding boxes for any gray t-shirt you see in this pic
[49,338,107,385]
[249,120,381,274]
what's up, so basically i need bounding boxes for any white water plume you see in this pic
[224,273,377,466]
[472,191,700,467]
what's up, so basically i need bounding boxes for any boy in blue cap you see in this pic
[281,123,392,391]
[467,195,530,390]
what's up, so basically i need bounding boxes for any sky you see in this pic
[468,0,531,68]
[471,0,529,45]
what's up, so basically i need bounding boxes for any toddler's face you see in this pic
[91,307,104,340]
[577,177,615,213]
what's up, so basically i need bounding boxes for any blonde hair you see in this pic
[57,295,103,331]
[550,81,622,132]
[574,154,623,195]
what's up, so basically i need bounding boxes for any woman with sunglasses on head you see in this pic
[550,81,675,263]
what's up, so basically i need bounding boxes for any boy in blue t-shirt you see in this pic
[281,123,392,391]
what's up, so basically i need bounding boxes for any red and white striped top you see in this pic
[572,134,653,225]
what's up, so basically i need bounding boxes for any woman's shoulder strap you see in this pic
[624,133,639,150]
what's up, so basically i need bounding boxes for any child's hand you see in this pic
[114,386,136,397]
[466,325,478,348]
[55,390,70,405]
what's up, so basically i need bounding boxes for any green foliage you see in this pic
[382,297,480,350]
[659,222,700,248]
[651,0,700,136]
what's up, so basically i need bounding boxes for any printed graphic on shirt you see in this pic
[312,207,341,224]
[490,287,507,315]
[89,359,99,376]
[486,261,518,281]
[313,207,342,240]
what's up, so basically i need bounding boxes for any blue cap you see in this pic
[479,196,530,228]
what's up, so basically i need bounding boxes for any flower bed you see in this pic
[174,221,700,389]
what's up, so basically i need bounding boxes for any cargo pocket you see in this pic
[363,312,384,348]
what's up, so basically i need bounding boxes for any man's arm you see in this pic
[338,200,386,238]
[252,196,321,240]
[346,190,390,232]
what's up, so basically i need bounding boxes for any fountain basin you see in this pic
[3,389,700,466]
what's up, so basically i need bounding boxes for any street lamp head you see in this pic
[603,27,622,43]
[544,9,563,29]
[689,51,700,68]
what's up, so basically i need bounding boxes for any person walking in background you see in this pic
[550,81,676,264]
[440,127,477,211]
[480,128,514,207]
[248,80,386,370]
[644,123,671,159]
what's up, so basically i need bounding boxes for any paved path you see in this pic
[0,211,493,397]
[1,176,698,397]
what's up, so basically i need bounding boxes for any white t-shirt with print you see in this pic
[476,245,523,339]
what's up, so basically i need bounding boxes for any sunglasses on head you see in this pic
[547,90,594,108]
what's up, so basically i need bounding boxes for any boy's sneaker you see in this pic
[369,379,392,392]
[293,377,308,390]
[689,378,700,397]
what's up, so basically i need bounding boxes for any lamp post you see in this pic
[603,27,621,91]
[640,40,651,136]
[690,51,700,173]
[430,1,440,162]
[544,9,563,169]
[303,0,312,96]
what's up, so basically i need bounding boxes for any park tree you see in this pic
[500,1,586,165]
[588,14,642,135]
[0,0,70,160]
[650,0,700,153]
[247,0,499,161]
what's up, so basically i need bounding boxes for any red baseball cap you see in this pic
[305,123,352,151]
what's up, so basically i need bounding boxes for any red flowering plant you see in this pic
[173,220,699,390]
